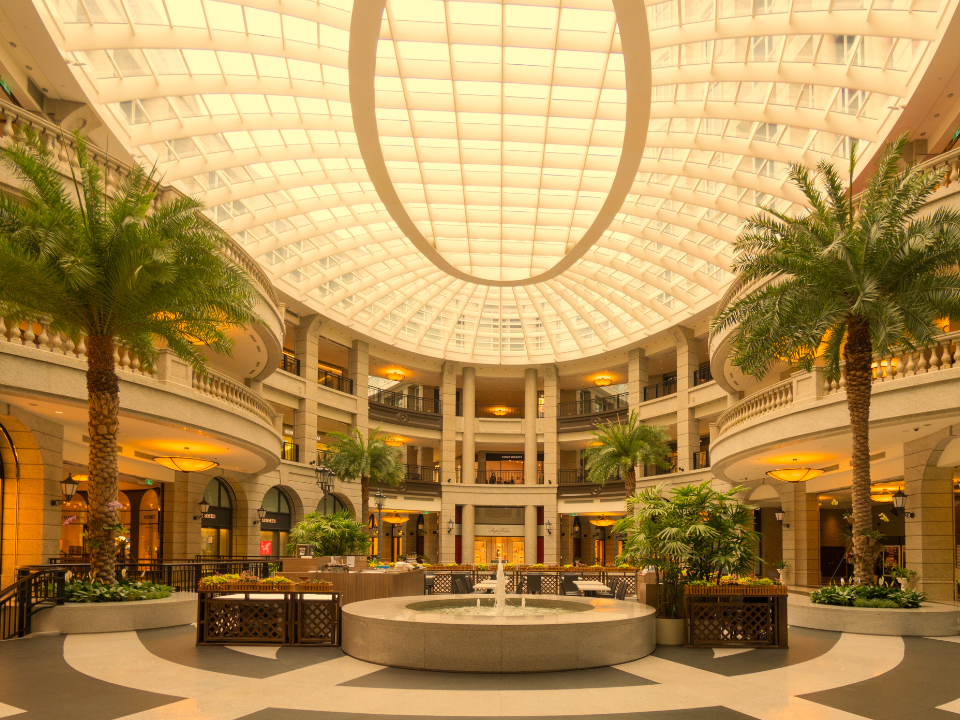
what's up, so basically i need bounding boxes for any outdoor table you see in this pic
[473,580,498,592]
[574,581,611,597]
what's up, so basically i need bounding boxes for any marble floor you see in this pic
[1,624,959,720]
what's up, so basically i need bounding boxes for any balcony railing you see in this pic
[693,365,713,386]
[279,351,300,376]
[644,454,677,476]
[478,470,525,484]
[282,442,299,462]
[558,392,628,417]
[693,450,710,470]
[368,387,440,414]
[476,404,524,419]
[319,368,353,395]
[558,469,623,484]
[643,379,677,401]
[405,465,440,483]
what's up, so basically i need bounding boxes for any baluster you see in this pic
[9,318,21,344]
[64,335,75,357]
[113,341,121,368]
[57,135,69,164]
[49,330,63,355]
[130,354,141,374]
[917,348,928,374]
[2,115,13,138]
[838,369,846,391]
[0,316,5,342]
[931,344,942,372]
[76,334,86,358]
[904,351,915,377]
[37,319,50,351]
[953,341,960,368]
[22,319,35,347]
[942,343,953,370]
[120,347,131,371]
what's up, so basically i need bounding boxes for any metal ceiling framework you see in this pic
[33,0,955,362]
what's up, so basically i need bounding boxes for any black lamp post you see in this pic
[52,474,81,506]
[255,506,267,525]
[374,490,385,560]
[891,489,915,518]
[312,458,334,498]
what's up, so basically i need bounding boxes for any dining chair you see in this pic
[615,579,628,600]
[561,574,581,596]
[597,579,618,599]
[525,574,542,595]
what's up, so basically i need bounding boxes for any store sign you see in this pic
[474,524,523,537]
[262,511,291,530]
[201,506,232,528]
[260,540,273,556]
[296,544,314,558]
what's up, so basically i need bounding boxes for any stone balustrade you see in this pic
[825,330,960,394]
[715,377,794,435]
[190,369,277,429]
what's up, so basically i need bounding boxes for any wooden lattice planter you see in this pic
[683,585,788,648]
[197,581,262,593]
[298,581,334,593]
[196,590,341,646]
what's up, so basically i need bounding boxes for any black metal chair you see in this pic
[424,573,435,595]
[513,576,524,594]
[525,574,542,595]
[452,572,471,594]
[453,577,469,594]
[596,578,618,599]
[561,573,581,596]
[615,579,628,601]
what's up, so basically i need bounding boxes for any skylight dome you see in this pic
[36,0,951,361]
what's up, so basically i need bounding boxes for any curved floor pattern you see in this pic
[0,625,957,719]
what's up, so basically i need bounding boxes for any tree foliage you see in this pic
[324,426,404,523]
[615,482,761,619]
[287,509,371,556]
[583,411,672,496]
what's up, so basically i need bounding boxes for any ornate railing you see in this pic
[319,368,353,394]
[192,368,277,428]
[715,378,794,435]
[279,351,300,376]
[559,392,628,417]
[369,387,439,413]
[0,568,65,640]
[643,379,677,401]
[0,97,279,309]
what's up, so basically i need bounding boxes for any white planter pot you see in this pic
[778,569,789,586]
[656,617,685,646]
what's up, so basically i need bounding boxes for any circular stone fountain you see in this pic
[342,567,656,673]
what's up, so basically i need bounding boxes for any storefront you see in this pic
[200,478,233,558]
[258,486,292,559]
[473,506,525,564]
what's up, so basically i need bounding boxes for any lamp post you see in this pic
[312,459,334,499]
[891,489,915,518]
[51,474,80,506]
[374,489,385,560]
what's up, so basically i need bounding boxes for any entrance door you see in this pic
[474,540,486,564]
[392,535,403,561]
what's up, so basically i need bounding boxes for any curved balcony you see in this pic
[0,319,282,474]
[710,331,960,483]
[0,99,284,382]
[368,387,441,430]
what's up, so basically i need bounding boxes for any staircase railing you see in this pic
[0,568,66,640]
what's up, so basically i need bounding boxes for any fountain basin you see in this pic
[342,595,656,673]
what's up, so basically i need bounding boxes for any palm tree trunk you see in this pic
[86,335,120,585]
[360,475,370,526]
[844,316,874,585]
[624,464,637,499]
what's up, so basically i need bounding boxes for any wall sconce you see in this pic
[447,518,454,533]
[891,489,915,518]
[52,474,80,506]
[774,509,790,528]
[545,520,552,535]
[253,507,267,525]
[194,498,211,520]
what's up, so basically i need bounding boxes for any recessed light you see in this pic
[55,411,62,414]
[949,93,955,98]
[934,113,940,118]
[25,65,32,70]
[921,132,927,136]
[8,42,15,47]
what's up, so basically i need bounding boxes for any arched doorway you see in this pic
[316,494,345,516]
[258,486,292,559]
[201,478,234,558]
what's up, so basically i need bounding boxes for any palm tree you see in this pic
[583,411,672,498]
[324,426,404,525]
[287,509,370,557]
[0,130,257,583]
[711,135,960,584]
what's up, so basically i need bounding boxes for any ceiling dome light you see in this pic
[385,371,405,382]
[765,467,824,483]
[491,406,509,417]
[381,512,407,524]
[153,456,219,473]
[590,514,617,527]
[384,436,404,447]
[593,376,612,387]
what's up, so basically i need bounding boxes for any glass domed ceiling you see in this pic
[38,0,951,362]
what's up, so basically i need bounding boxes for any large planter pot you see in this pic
[656,617,685,646]
[778,569,790,586]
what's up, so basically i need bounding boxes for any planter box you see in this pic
[298,582,334,593]
[197,582,262,593]
[684,587,788,648]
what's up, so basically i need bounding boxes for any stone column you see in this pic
[161,471,206,560]
[439,495,456,563]
[441,362,457,484]
[525,505,538,565]
[542,364,558,485]
[777,481,820,587]
[348,339,369,437]
[294,315,323,467]
[542,500,559,564]
[462,367,476,484]
[462,504,475,565]
[904,430,957,602]
[628,347,648,415]
[524,368,538,485]
[673,327,698,473]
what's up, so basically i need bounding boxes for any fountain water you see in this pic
[493,560,507,615]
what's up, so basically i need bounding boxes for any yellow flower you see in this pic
[878,513,889,522]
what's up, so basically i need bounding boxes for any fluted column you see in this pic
[524,368,538,485]
[462,367,476,484]
[673,327,698,473]
[628,347,648,416]
[542,364,558,486]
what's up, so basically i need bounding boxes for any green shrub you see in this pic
[853,598,899,608]
[66,580,174,603]
[810,583,926,608]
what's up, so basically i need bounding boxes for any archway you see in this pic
[0,416,48,588]
[200,478,234,558]
[258,486,294,559]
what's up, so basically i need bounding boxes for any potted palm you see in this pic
[0,130,257,584]
[711,135,960,585]
[615,481,762,646]
[287,509,371,560]
[323,427,404,528]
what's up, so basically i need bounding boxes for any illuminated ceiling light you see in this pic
[381,512,407,524]
[870,492,894,503]
[593,376,612,387]
[590,514,616,527]
[153,456,219,473]
[385,371,405,382]
[384,436,404,447]
[491,406,509,417]
[766,459,824,483]
[588,440,603,448]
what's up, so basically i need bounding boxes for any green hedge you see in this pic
[65,579,174,603]
[810,584,925,609]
